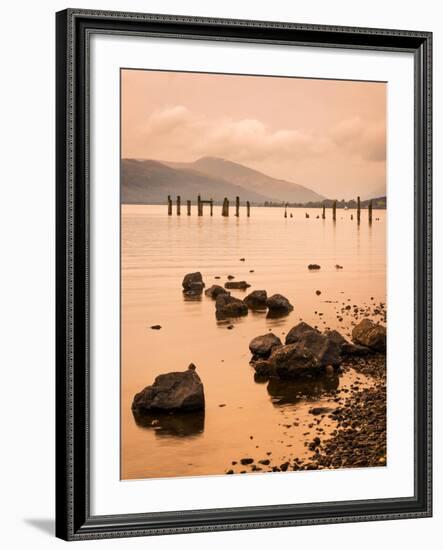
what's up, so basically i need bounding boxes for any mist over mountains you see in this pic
[121,157,326,205]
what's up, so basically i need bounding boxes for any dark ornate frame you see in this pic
[55,8,432,541]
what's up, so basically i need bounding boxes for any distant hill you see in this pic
[165,156,325,204]
[121,159,273,204]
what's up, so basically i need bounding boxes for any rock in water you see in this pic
[352,319,386,351]
[132,366,205,412]
[215,293,248,318]
[269,343,321,378]
[244,290,268,310]
[266,294,294,314]
[285,322,319,344]
[205,284,229,299]
[183,282,204,296]
[249,333,282,358]
[182,272,204,291]
[308,264,321,270]
[224,281,251,290]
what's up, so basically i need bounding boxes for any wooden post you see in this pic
[357,196,361,223]
[210,199,213,216]
[198,195,202,216]
[368,199,373,224]
[176,195,181,216]
[322,205,325,219]
[246,201,250,217]
[235,196,240,217]
[284,203,288,218]
[333,200,337,221]
[222,198,226,216]
[167,195,172,216]
[187,200,191,216]
[225,198,230,216]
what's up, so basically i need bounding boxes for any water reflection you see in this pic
[266,374,339,406]
[132,409,205,438]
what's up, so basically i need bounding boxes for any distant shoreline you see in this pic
[121,200,387,210]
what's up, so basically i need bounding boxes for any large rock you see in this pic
[269,343,321,378]
[224,281,251,290]
[182,272,204,290]
[285,324,342,366]
[215,293,248,319]
[352,319,386,351]
[266,294,294,314]
[132,365,205,412]
[205,284,229,299]
[249,333,282,358]
[297,330,342,367]
[244,290,268,310]
[285,322,319,344]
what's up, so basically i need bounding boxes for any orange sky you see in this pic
[121,69,386,200]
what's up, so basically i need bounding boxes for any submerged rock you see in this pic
[215,293,248,319]
[308,264,321,270]
[244,290,268,310]
[352,319,386,351]
[266,294,293,314]
[205,284,229,299]
[249,333,282,358]
[224,281,251,290]
[132,365,205,412]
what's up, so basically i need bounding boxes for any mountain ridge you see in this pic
[121,156,326,205]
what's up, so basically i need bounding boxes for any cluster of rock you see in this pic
[249,319,386,379]
[132,364,205,413]
[182,271,294,320]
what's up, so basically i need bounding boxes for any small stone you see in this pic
[308,264,321,270]
[150,325,162,330]
[240,458,254,465]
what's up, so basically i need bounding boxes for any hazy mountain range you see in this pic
[121,157,326,205]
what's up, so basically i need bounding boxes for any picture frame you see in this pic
[55,8,432,541]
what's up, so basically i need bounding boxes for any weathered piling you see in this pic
[222,197,230,217]
[357,196,361,223]
[168,195,172,216]
[187,200,191,216]
[235,196,240,217]
[322,205,326,219]
[246,201,250,217]
[284,203,288,218]
[368,199,373,224]
[176,195,181,216]
[210,199,213,216]
[198,195,202,216]
[333,200,337,221]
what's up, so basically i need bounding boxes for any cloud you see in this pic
[331,117,386,162]
[134,106,385,165]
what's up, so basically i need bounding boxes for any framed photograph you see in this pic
[55,9,432,541]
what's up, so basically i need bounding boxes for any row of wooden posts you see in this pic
[168,195,251,217]
[284,196,374,223]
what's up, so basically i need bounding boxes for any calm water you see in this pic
[121,205,386,479]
